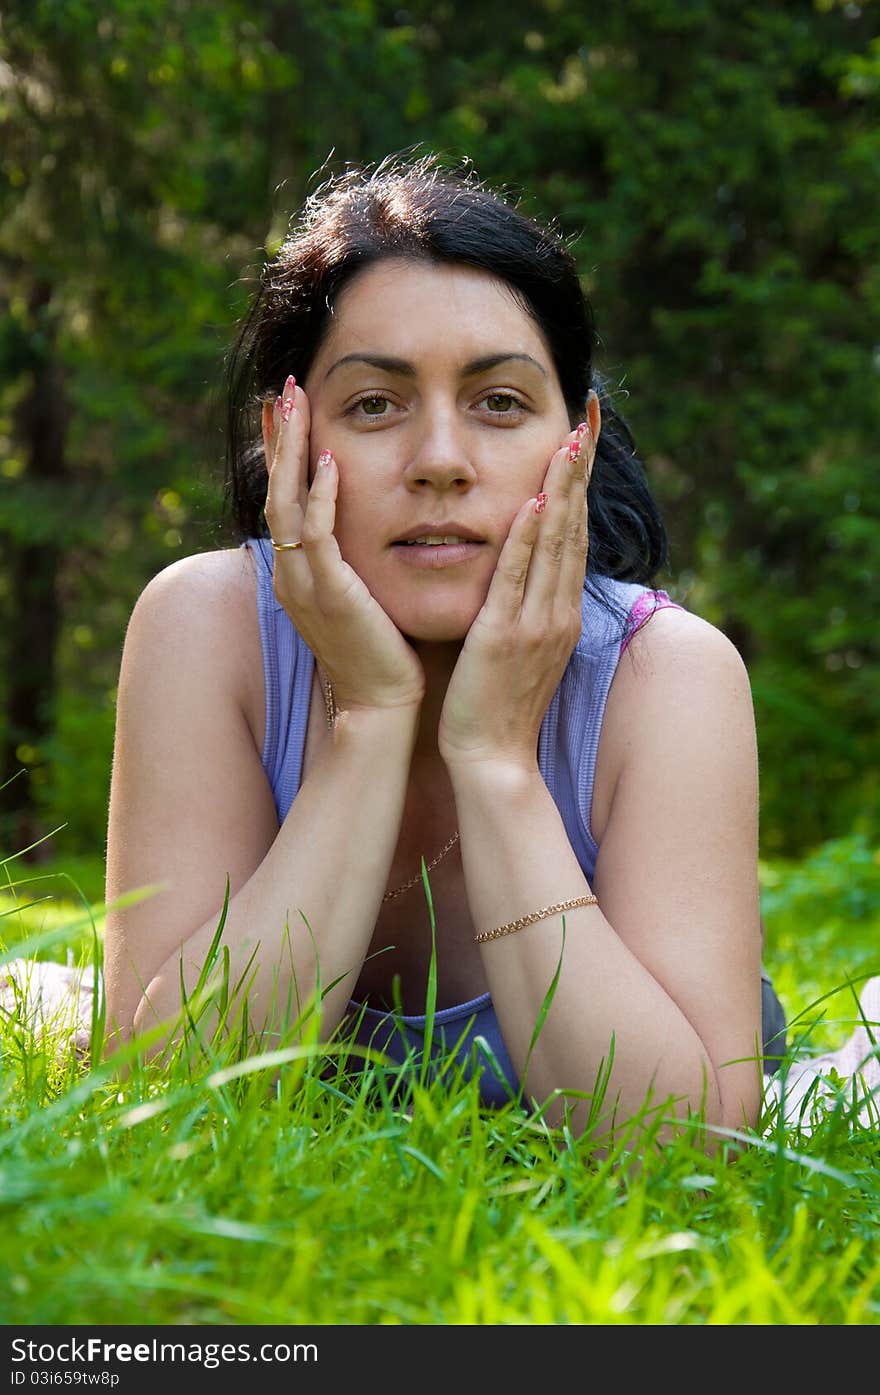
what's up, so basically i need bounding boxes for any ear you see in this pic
[260,399,275,472]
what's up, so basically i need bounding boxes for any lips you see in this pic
[392,539,485,569]
[392,521,486,544]
[393,538,485,547]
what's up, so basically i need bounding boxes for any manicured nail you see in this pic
[576,421,590,438]
[534,492,548,514]
[281,398,295,422]
[568,440,580,463]
[318,449,333,469]
[284,374,296,397]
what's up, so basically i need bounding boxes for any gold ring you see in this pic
[271,540,304,551]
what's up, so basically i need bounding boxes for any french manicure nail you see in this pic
[535,492,548,514]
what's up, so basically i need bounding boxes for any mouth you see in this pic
[392,525,486,545]
[391,538,486,569]
[392,537,485,548]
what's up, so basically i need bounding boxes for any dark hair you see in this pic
[222,150,668,631]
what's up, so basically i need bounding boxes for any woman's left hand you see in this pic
[438,420,595,774]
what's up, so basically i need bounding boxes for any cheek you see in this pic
[499,460,549,521]
[331,489,357,551]
[503,423,564,489]
[332,473,385,562]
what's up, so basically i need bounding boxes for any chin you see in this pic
[397,616,473,645]
[400,624,470,646]
[388,600,478,645]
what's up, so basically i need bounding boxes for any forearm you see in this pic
[448,762,724,1139]
[132,705,419,1049]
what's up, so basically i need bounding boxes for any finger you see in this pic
[480,493,544,625]
[264,377,310,543]
[292,385,312,494]
[265,375,301,469]
[521,427,586,614]
[556,420,593,603]
[296,448,352,603]
[275,376,311,497]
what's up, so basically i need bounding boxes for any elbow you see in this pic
[100,995,137,1080]
[101,943,148,1058]
[100,996,142,1078]
[702,1074,763,1160]
[100,968,138,1060]
[101,977,176,1069]
[691,1034,763,1156]
[129,979,185,1062]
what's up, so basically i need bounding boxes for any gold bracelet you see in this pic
[474,895,598,944]
[321,669,338,729]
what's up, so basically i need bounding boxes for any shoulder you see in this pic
[582,580,753,724]
[127,545,260,648]
[124,545,264,746]
[618,602,750,694]
[131,544,258,621]
[596,604,755,823]
[612,603,754,735]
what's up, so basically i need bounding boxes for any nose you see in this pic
[402,401,477,491]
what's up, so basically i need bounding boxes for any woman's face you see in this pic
[303,258,580,643]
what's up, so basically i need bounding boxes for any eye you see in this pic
[349,393,392,417]
[481,392,528,416]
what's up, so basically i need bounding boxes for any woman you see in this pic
[103,152,787,1145]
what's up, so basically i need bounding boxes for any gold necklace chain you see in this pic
[321,670,460,902]
[381,828,461,901]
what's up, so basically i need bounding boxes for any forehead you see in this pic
[315,258,552,367]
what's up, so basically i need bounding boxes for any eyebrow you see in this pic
[324,352,548,382]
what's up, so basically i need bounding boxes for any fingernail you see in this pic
[568,440,580,463]
[274,395,282,412]
[281,398,295,422]
[284,374,296,398]
[534,492,548,514]
[576,421,590,439]
[318,449,333,469]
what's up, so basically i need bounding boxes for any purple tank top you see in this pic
[242,537,683,1107]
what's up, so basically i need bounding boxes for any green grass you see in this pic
[1,832,878,1325]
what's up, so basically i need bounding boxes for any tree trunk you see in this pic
[1,280,65,862]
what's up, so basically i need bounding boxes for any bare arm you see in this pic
[103,550,419,1058]
[447,609,763,1147]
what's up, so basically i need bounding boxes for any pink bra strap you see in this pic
[620,591,684,654]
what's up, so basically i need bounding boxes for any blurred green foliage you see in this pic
[759,830,880,1052]
[1,0,877,859]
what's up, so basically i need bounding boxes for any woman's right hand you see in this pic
[262,376,426,715]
